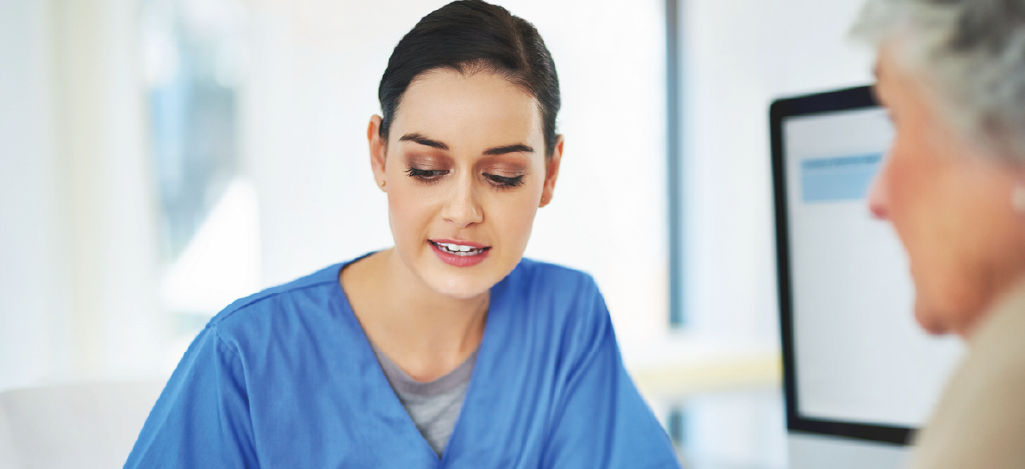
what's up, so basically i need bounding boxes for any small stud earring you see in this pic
[380,180,386,188]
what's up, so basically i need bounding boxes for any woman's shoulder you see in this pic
[205,262,347,340]
[507,258,601,293]
[500,258,608,325]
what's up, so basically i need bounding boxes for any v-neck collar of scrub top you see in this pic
[330,257,512,465]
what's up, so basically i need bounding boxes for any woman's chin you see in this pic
[428,278,492,300]
[419,252,521,300]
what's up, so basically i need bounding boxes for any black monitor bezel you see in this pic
[770,85,913,446]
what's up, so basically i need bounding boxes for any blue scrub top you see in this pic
[125,257,681,468]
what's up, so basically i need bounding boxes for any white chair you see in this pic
[0,380,165,469]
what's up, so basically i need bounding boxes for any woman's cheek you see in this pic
[503,195,541,248]
[389,188,431,238]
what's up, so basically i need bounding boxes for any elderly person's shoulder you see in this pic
[910,283,1025,469]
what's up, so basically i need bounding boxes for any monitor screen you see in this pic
[772,86,963,443]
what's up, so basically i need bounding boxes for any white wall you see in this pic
[0,0,163,392]
[680,0,874,341]
[0,0,74,392]
[674,0,874,466]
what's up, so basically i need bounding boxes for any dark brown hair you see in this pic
[378,0,561,156]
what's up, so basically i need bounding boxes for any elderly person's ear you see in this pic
[1014,176,1025,215]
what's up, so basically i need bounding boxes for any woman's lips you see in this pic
[429,239,491,267]
[430,238,487,249]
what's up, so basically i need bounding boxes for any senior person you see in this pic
[853,0,1025,467]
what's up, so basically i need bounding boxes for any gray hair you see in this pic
[851,0,1025,164]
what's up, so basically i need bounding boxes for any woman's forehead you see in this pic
[390,70,543,151]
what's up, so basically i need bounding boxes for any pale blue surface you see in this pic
[801,153,883,202]
[125,256,680,468]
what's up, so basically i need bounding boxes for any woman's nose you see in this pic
[442,177,483,227]
[867,157,891,220]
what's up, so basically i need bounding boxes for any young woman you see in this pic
[125,1,680,468]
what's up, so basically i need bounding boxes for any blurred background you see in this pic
[0,0,873,467]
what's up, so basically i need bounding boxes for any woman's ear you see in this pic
[368,115,388,191]
[540,135,564,208]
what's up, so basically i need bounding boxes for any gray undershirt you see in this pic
[370,342,477,456]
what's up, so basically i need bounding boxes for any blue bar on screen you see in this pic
[800,153,883,203]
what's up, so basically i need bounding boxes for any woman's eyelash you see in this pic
[405,167,524,188]
[405,167,448,182]
[485,173,524,188]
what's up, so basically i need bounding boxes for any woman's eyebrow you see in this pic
[483,144,534,155]
[399,133,534,156]
[399,133,449,150]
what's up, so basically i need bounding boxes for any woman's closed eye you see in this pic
[406,165,525,189]
[406,167,448,183]
[484,173,524,188]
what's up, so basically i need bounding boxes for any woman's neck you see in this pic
[340,249,488,381]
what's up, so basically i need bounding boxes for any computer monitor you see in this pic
[769,86,965,468]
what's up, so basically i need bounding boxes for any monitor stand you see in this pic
[788,432,909,469]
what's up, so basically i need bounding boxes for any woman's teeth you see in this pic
[434,242,486,256]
